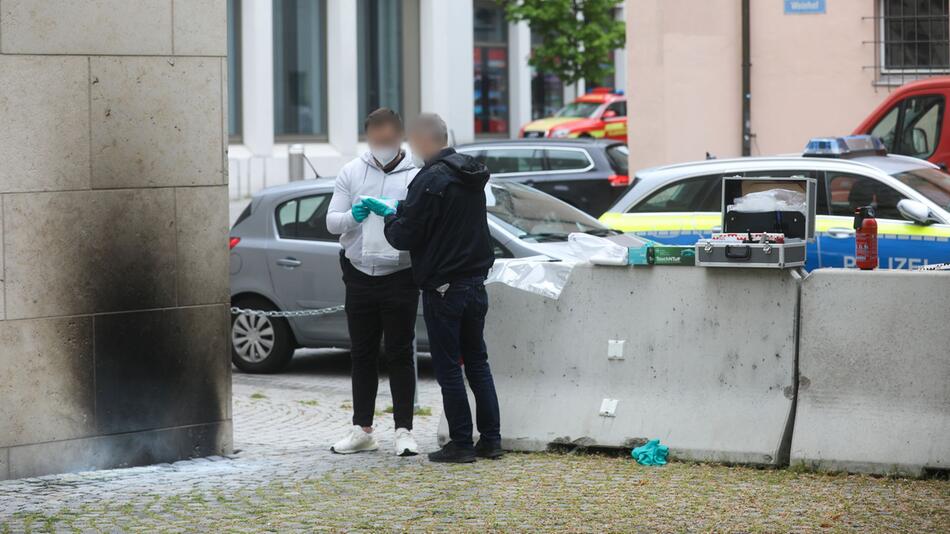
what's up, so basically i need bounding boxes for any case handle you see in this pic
[724,245,752,260]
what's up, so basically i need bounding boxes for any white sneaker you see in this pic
[331,426,379,454]
[394,428,419,457]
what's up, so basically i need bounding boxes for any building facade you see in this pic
[626,0,950,171]
[227,0,626,198]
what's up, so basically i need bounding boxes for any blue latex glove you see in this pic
[351,203,371,223]
[363,197,397,217]
[632,439,669,466]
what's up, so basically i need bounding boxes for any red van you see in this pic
[853,77,950,169]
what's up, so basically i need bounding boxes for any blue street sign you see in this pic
[784,0,826,14]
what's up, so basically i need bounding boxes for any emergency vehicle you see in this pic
[600,136,950,270]
[853,76,950,169]
[519,88,627,142]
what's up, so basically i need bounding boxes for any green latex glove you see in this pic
[351,203,371,222]
[632,439,669,466]
[363,197,397,217]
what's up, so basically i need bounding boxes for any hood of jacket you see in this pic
[433,148,490,190]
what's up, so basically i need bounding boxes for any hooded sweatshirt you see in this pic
[326,150,418,276]
[383,148,494,288]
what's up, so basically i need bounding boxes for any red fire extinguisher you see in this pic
[854,205,878,270]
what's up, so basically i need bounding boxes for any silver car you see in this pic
[229,178,612,372]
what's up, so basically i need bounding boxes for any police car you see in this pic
[600,136,950,270]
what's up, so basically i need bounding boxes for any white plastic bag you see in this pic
[486,257,575,300]
[361,198,400,267]
[567,233,628,266]
[728,189,806,214]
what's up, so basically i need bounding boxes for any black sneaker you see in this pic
[474,440,505,459]
[427,442,476,464]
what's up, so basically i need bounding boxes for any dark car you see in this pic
[455,138,631,217]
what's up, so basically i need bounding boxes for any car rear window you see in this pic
[606,145,629,175]
[476,148,544,174]
[545,149,591,171]
[232,203,252,229]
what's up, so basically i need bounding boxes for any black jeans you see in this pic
[341,257,419,430]
[422,277,501,449]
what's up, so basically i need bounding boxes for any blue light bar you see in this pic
[803,135,887,158]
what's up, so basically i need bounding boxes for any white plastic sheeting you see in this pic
[485,257,575,300]
[567,233,629,266]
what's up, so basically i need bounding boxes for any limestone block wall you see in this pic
[0,0,231,480]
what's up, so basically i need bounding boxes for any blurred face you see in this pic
[366,123,403,166]
[408,131,442,164]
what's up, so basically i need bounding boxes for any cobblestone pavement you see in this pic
[1,349,948,532]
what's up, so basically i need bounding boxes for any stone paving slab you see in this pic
[0,349,947,532]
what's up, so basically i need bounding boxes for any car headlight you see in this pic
[549,129,571,138]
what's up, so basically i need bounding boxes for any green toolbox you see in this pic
[628,244,696,266]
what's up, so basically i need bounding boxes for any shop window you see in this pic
[357,0,403,130]
[474,0,510,136]
[274,0,328,140]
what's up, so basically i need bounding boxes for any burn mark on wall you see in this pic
[93,305,229,435]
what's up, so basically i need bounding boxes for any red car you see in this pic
[854,76,950,169]
[519,88,628,142]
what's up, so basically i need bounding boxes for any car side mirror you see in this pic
[897,198,934,225]
[911,127,929,154]
[602,110,618,119]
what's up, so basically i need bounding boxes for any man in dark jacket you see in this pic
[362,113,502,463]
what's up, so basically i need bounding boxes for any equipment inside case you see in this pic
[696,176,817,268]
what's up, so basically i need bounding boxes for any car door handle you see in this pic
[826,227,855,239]
[276,257,302,268]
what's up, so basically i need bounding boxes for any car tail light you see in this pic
[608,174,631,187]
[229,237,241,250]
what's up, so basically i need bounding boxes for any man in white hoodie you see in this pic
[326,108,420,456]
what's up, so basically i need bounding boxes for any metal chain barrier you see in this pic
[229,305,345,318]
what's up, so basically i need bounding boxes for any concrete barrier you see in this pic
[441,264,801,466]
[791,269,950,476]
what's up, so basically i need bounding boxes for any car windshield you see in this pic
[554,101,601,119]
[486,182,607,242]
[892,167,950,210]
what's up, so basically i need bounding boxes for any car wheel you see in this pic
[230,297,295,374]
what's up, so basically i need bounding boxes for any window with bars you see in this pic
[881,0,950,73]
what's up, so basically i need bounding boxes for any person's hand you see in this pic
[363,197,397,217]
[351,203,371,222]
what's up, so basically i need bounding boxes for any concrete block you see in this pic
[451,264,799,465]
[0,56,90,193]
[0,317,95,447]
[4,189,176,319]
[176,186,230,306]
[94,305,230,434]
[174,0,227,56]
[791,269,950,476]
[90,57,224,189]
[6,421,232,480]
[0,0,172,55]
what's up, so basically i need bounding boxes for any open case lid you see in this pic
[721,176,817,240]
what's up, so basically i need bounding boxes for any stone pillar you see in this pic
[0,0,231,480]
[420,0,475,144]
[508,21,532,138]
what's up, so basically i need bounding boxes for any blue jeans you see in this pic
[422,277,501,449]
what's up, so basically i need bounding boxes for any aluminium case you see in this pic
[695,176,817,268]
